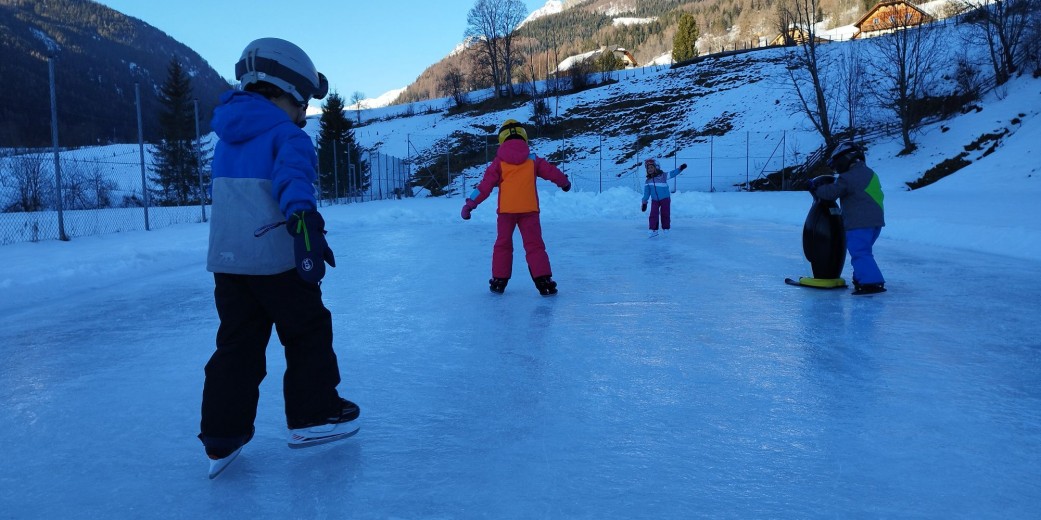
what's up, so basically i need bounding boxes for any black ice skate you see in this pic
[533,275,558,296]
[287,398,360,449]
[489,277,509,294]
[852,282,886,295]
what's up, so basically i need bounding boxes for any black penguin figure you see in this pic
[788,175,847,288]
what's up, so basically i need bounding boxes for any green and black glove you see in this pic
[286,210,336,283]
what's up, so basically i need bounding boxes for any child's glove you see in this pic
[641,202,647,212]
[679,163,687,170]
[461,199,477,220]
[562,175,571,192]
[286,210,335,283]
[807,175,834,193]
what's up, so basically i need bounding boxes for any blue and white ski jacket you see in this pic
[206,90,318,275]
[641,167,682,203]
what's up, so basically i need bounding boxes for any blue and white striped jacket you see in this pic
[641,167,682,203]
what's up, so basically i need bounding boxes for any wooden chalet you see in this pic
[852,0,935,38]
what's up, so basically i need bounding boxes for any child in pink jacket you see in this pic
[460,119,571,295]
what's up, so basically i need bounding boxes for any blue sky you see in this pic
[95,0,547,100]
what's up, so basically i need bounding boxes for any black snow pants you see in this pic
[201,270,342,439]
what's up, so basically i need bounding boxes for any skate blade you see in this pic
[207,446,243,479]
[287,424,360,449]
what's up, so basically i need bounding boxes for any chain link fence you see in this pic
[0,59,411,246]
[318,149,411,205]
[0,141,208,245]
[401,129,825,198]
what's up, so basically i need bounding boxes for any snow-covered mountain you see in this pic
[347,88,408,111]
[519,0,565,27]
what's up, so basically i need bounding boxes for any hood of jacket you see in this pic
[211,90,295,145]
[496,138,532,165]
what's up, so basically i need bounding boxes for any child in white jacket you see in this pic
[641,159,686,237]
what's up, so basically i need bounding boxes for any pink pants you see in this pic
[648,198,671,230]
[493,212,551,279]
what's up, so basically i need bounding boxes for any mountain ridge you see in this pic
[0,0,231,147]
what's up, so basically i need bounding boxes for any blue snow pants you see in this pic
[846,227,884,284]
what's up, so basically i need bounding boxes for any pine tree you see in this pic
[150,58,208,206]
[317,92,367,201]
[673,13,700,63]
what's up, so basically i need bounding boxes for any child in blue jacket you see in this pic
[641,159,686,237]
[809,141,886,295]
[200,38,358,477]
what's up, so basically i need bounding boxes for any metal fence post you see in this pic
[194,99,206,222]
[48,57,69,241]
[709,135,715,192]
[135,83,150,231]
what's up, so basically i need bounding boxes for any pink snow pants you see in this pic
[492,212,551,279]
[648,198,671,231]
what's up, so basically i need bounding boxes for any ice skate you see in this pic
[852,282,886,295]
[202,427,255,479]
[533,275,558,296]
[489,277,508,294]
[287,398,360,448]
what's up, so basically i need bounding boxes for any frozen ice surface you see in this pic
[1,212,1039,518]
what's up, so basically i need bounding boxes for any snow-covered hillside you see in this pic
[326,18,1036,200]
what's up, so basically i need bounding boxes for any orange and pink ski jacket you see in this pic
[467,139,569,213]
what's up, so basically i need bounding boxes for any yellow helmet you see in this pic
[497,119,528,144]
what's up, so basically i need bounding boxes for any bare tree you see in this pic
[1025,2,1041,74]
[568,57,596,92]
[498,0,527,95]
[350,91,366,124]
[867,20,946,153]
[439,67,469,108]
[465,0,527,98]
[954,54,985,100]
[87,162,117,208]
[836,44,867,136]
[782,0,838,149]
[775,1,797,46]
[60,159,91,210]
[2,150,52,212]
[961,0,1036,85]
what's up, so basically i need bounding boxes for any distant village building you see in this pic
[852,0,935,38]
[554,46,638,74]
[769,25,833,46]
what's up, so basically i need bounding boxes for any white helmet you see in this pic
[235,38,328,104]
